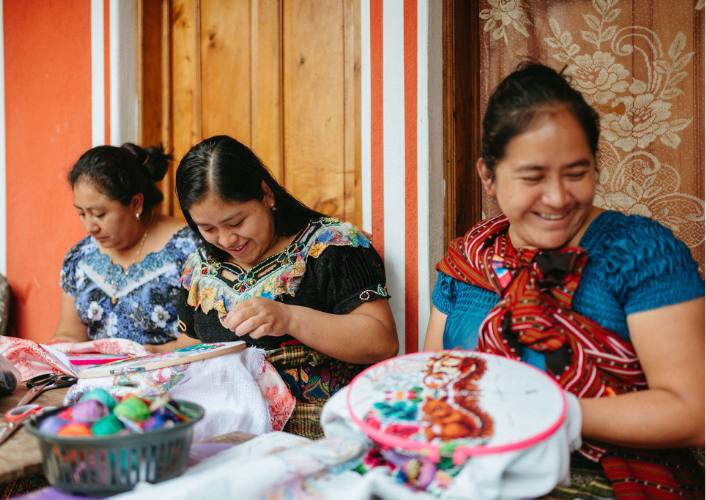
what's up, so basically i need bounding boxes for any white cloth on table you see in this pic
[111,387,582,500]
[64,347,272,441]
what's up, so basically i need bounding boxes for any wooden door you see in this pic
[139,0,361,227]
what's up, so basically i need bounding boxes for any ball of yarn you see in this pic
[114,396,150,422]
[38,415,69,435]
[80,388,117,410]
[71,400,108,423]
[57,423,92,437]
[91,414,124,436]
[143,414,175,431]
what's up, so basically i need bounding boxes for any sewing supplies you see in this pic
[26,396,204,495]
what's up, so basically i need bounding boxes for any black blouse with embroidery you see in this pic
[177,243,389,349]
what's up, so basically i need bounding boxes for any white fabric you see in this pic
[111,388,582,500]
[64,348,272,441]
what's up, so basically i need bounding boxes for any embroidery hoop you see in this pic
[346,350,566,466]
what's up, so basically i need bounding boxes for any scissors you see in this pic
[0,403,51,445]
[13,373,78,409]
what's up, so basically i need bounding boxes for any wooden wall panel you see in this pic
[343,0,361,226]
[283,0,346,217]
[141,0,361,227]
[251,0,283,182]
[171,0,200,214]
[200,0,251,142]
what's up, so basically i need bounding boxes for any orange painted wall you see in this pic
[5,0,92,341]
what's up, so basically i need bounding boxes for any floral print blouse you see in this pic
[60,226,200,345]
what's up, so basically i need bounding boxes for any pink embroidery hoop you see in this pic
[346,350,566,466]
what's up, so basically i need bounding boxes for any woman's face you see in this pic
[478,107,597,250]
[73,180,142,250]
[188,187,277,269]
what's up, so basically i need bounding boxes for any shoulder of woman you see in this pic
[583,210,700,291]
[62,235,94,265]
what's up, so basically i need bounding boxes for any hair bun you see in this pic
[121,143,172,182]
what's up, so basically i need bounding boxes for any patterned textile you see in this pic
[266,344,361,439]
[60,226,200,345]
[433,211,705,363]
[179,217,390,438]
[180,217,376,320]
[478,0,705,269]
[437,214,703,498]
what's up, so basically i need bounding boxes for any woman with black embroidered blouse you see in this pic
[165,135,398,438]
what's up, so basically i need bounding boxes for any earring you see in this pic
[271,204,277,212]
[135,212,141,220]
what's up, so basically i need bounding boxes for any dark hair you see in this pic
[176,135,323,260]
[68,143,170,213]
[481,62,600,173]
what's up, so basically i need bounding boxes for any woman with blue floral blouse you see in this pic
[53,143,200,347]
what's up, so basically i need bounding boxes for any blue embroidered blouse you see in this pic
[432,211,705,368]
[60,226,200,345]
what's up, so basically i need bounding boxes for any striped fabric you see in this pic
[437,214,703,498]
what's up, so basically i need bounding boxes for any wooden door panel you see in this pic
[141,0,360,226]
[283,0,345,215]
[200,0,251,142]
[251,0,284,182]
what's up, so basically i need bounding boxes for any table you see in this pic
[0,386,69,484]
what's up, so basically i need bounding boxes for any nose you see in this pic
[542,177,571,208]
[82,217,100,235]
[217,230,239,249]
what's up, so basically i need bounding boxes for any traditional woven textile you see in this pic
[437,214,704,498]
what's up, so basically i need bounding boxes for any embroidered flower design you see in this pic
[86,301,104,322]
[150,305,170,329]
[601,93,690,152]
[565,51,629,104]
[479,0,531,43]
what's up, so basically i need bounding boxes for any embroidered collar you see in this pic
[181,217,371,317]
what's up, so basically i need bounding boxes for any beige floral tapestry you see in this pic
[479,0,705,269]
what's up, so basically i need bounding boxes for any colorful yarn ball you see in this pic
[114,396,150,422]
[143,414,172,431]
[91,414,124,436]
[71,400,107,423]
[38,415,69,435]
[57,408,73,421]
[57,423,92,437]
[80,388,117,410]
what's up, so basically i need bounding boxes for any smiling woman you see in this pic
[165,135,399,439]
[424,63,704,497]
[51,144,200,346]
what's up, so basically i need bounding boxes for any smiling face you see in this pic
[73,180,143,250]
[188,186,277,269]
[478,107,598,250]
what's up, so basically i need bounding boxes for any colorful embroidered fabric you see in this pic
[348,350,568,495]
[179,217,390,439]
[437,214,703,498]
[180,217,376,319]
[61,226,200,345]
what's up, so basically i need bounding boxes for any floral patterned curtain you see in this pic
[478,0,705,269]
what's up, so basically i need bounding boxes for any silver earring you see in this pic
[271,204,277,212]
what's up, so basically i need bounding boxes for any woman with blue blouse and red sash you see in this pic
[425,63,704,498]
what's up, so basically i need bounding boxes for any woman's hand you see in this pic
[222,298,292,339]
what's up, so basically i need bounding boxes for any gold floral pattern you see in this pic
[479,0,531,43]
[480,0,704,265]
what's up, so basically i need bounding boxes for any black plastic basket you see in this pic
[25,400,204,496]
